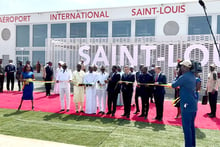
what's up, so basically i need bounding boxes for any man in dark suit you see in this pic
[137,66,154,119]
[153,66,167,121]
[5,60,16,91]
[120,65,135,118]
[44,61,53,96]
[106,65,121,116]
[0,59,4,92]
[133,64,144,114]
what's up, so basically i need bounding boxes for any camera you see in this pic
[190,60,202,73]
[176,60,202,77]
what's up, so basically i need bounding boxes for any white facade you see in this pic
[0,0,220,86]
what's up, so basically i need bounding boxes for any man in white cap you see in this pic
[56,63,72,112]
[84,65,97,114]
[96,66,109,114]
[172,60,197,147]
[206,63,218,118]
[72,64,85,113]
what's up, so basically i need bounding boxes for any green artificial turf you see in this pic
[0,108,220,147]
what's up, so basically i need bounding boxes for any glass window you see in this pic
[51,23,66,38]
[188,16,211,35]
[135,19,155,36]
[91,22,108,37]
[70,23,87,38]
[16,51,29,55]
[32,51,45,67]
[217,15,220,34]
[16,25,30,47]
[16,57,29,65]
[33,24,47,47]
[112,21,131,37]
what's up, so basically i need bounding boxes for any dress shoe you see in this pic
[80,110,84,113]
[76,111,79,113]
[66,109,69,112]
[138,114,144,117]
[101,112,105,115]
[98,111,103,114]
[207,113,212,116]
[126,115,130,118]
[59,109,65,112]
[133,111,140,114]
[209,114,216,118]
[157,118,162,121]
[106,112,111,115]
[121,114,126,116]
[112,113,115,117]
[152,117,158,120]
[175,115,181,119]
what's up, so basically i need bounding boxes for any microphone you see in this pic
[199,0,206,9]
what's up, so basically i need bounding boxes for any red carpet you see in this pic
[0,91,219,130]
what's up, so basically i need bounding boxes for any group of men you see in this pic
[54,61,167,121]
[0,59,33,92]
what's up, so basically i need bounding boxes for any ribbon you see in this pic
[172,97,180,107]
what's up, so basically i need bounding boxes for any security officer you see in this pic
[5,60,16,91]
[43,61,53,96]
[0,59,4,92]
[119,65,135,118]
[137,66,153,119]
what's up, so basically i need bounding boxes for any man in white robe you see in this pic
[83,65,97,114]
[56,63,72,112]
[72,64,85,113]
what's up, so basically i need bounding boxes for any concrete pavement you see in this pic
[0,134,83,147]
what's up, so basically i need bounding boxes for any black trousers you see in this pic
[0,75,4,92]
[18,80,22,91]
[122,91,133,116]
[6,73,14,91]
[45,83,52,95]
[108,91,118,114]
[134,88,141,111]
[140,94,150,117]
[154,93,165,120]
[208,91,218,116]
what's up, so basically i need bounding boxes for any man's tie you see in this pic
[155,74,158,82]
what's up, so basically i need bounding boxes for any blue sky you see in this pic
[0,0,200,15]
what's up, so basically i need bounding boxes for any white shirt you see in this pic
[207,71,219,92]
[84,72,97,85]
[56,69,72,82]
[96,72,109,90]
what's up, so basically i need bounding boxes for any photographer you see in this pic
[172,60,197,147]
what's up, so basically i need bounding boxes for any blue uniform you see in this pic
[172,71,197,147]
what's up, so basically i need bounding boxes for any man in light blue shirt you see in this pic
[172,60,197,147]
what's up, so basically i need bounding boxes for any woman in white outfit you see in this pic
[54,61,63,94]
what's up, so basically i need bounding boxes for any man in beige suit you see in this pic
[72,64,85,113]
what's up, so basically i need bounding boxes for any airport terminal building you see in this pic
[0,0,220,85]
